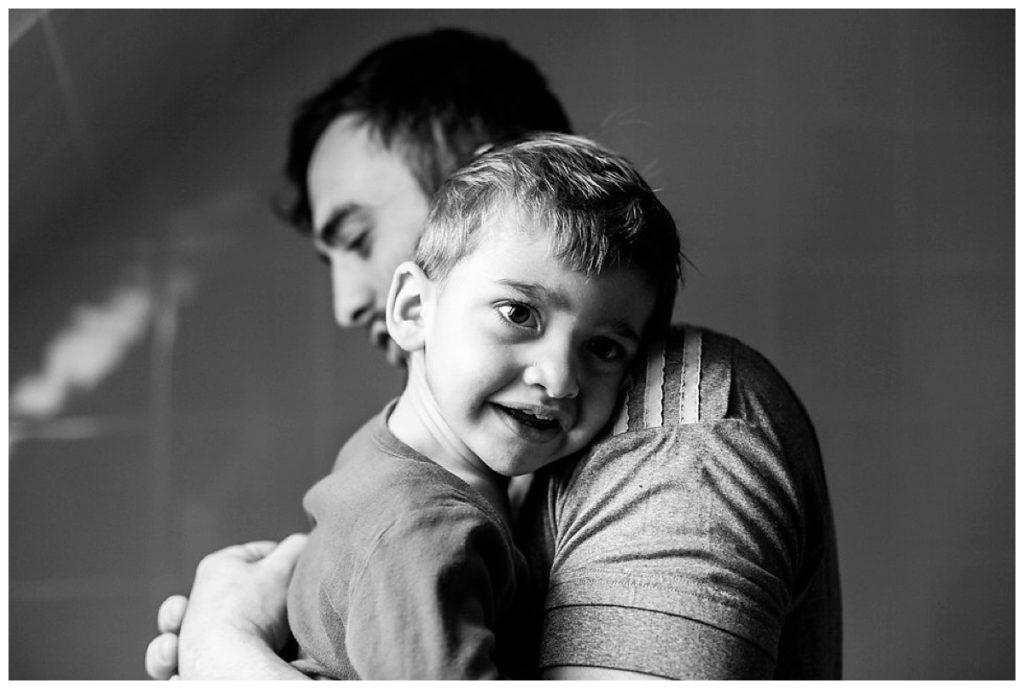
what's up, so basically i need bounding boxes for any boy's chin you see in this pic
[479,449,556,478]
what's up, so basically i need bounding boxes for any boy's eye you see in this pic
[498,303,537,327]
[588,337,625,363]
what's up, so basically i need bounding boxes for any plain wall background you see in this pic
[8,9,1014,679]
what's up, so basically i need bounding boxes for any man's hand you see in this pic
[145,534,309,680]
[144,594,188,679]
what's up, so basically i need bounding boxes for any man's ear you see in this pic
[386,261,432,352]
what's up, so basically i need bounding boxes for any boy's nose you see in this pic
[522,346,580,399]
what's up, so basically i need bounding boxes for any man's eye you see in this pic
[346,231,370,254]
[588,338,625,362]
[498,303,537,327]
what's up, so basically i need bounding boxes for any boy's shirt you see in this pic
[517,324,842,679]
[287,401,535,679]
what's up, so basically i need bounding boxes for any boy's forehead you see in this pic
[476,201,551,244]
[464,211,638,290]
[472,206,557,262]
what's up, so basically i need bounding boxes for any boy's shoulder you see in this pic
[312,402,501,525]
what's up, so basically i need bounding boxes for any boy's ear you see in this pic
[386,261,433,352]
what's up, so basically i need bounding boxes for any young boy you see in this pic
[285,133,682,679]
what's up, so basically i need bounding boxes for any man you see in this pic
[145,27,841,679]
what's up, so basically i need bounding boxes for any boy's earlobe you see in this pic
[386,261,431,352]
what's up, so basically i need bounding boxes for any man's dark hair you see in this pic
[279,28,572,233]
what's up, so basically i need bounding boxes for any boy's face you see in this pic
[420,215,655,476]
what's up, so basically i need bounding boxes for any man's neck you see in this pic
[388,355,511,522]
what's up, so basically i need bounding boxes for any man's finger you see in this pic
[157,594,188,634]
[144,632,179,680]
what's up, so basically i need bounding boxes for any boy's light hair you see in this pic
[416,133,684,337]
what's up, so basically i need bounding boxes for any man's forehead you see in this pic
[308,117,425,229]
[308,115,405,191]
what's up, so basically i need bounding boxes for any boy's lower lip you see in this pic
[491,404,562,444]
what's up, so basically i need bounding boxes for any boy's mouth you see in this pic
[491,403,567,441]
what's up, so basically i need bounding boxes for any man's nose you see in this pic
[522,344,580,399]
[329,260,375,328]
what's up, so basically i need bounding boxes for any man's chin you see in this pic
[381,336,407,368]
[366,320,406,367]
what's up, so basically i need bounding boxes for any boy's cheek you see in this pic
[617,369,635,393]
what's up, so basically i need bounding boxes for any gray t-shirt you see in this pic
[516,324,842,678]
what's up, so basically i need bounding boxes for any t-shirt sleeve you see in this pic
[542,420,803,678]
[338,499,515,679]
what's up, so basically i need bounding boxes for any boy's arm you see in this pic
[341,504,515,679]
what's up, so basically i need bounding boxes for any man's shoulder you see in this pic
[613,323,800,433]
[686,325,810,425]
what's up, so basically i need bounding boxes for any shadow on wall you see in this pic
[12,193,244,434]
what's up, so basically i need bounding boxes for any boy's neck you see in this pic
[388,354,511,522]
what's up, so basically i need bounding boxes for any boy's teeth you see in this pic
[503,406,559,429]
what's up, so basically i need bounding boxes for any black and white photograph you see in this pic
[7,8,1014,680]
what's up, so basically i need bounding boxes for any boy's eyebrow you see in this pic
[496,279,570,309]
[608,319,642,342]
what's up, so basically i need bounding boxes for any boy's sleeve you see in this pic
[339,499,516,679]
[541,420,803,678]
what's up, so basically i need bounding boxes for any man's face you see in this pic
[307,114,430,364]
[419,217,655,476]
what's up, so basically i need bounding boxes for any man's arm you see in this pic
[537,420,800,678]
[145,535,310,680]
[541,610,776,679]
[543,666,664,680]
